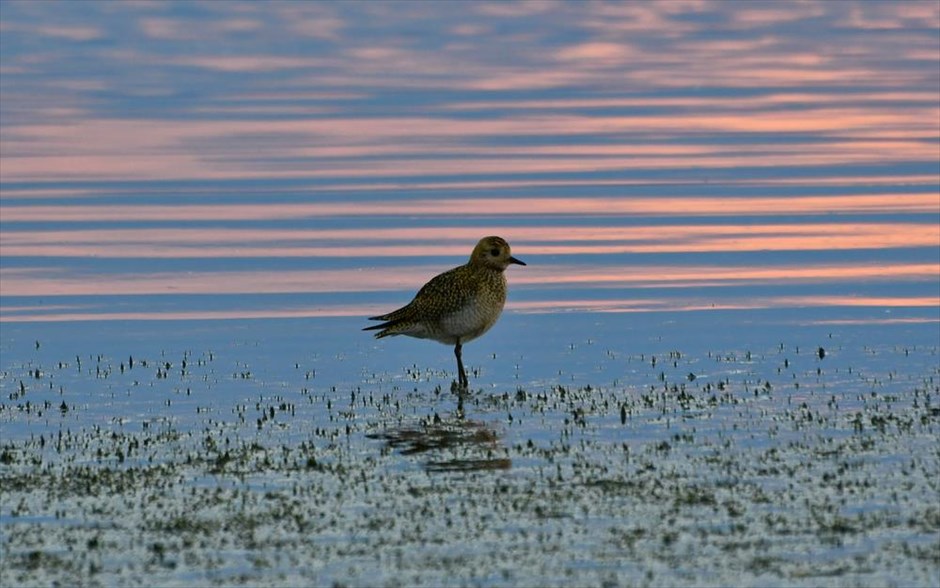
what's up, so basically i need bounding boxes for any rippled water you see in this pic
[1,2,939,586]
[1,1,938,324]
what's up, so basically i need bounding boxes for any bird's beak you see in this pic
[509,256,526,266]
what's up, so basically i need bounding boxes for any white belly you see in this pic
[436,297,504,344]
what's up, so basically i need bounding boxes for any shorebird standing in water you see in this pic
[364,236,526,390]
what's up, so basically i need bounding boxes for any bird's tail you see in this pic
[364,304,412,338]
[362,318,402,338]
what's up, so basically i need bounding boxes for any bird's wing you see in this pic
[408,266,481,319]
[366,264,482,325]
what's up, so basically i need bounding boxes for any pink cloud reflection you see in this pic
[2,262,936,298]
[1,174,936,202]
[2,97,937,182]
[2,194,937,223]
[509,296,940,314]
[2,222,937,258]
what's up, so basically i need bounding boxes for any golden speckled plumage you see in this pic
[365,236,525,389]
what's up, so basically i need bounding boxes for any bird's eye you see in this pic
[489,248,500,257]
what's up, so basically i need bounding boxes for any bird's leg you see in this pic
[455,394,465,419]
[454,340,468,390]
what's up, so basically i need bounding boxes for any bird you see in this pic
[364,236,526,391]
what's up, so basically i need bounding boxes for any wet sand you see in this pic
[2,313,937,587]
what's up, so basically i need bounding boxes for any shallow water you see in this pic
[1,314,938,587]
[2,1,940,587]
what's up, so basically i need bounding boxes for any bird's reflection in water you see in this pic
[368,406,510,472]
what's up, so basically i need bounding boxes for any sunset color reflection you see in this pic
[2,222,938,259]
[1,1,938,324]
[3,194,937,223]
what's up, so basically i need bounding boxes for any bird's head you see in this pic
[470,236,526,271]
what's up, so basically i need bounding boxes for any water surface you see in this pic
[1,2,938,587]
[1,0,937,323]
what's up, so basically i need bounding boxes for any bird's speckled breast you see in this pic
[434,271,506,344]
